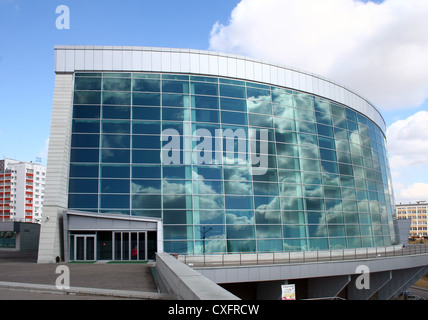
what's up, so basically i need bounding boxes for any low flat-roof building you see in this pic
[396,201,428,238]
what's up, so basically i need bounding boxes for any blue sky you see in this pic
[0,0,239,163]
[1,0,427,203]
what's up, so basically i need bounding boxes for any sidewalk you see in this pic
[0,251,174,300]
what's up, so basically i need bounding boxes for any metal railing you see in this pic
[177,244,428,267]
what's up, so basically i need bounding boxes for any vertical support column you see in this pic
[157,220,164,253]
[37,73,74,263]
[348,271,391,300]
[377,266,428,300]
[307,275,350,299]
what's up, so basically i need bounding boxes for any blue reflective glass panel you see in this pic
[226,210,254,225]
[220,97,247,112]
[71,134,99,148]
[221,111,247,125]
[68,194,98,209]
[132,79,160,92]
[163,166,187,179]
[193,166,222,180]
[283,225,306,238]
[224,181,252,195]
[133,107,160,120]
[132,195,161,209]
[69,179,98,193]
[162,94,188,107]
[103,78,131,91]
[132,165,161,179]
[227,225,255,239]
[195,225,225,240]
[75,77,101,90]
[100,194,130,209]
[163,226,192,240]
[225,196,253,209]
[256,225,282,239]
[194,109,219,123]
[70,149,99,163]
[162,108,185,121]
[72,120,100,133]
[192,95,219,109]
[131,180,161,194]
[162,80,189,94]
[227,240,256,253]
[132,135,160,149]
[74,91,101,104]
[163,210,191,224]
[102,135,130,148]
[101,149,130,163]
[102,121,130,134]
[101,165,130,178]
[102,106,130,119]
[101,179,130,193]
[132,122,160,134]
[132,150,161,164]
[257,239,283,252]
[247,87,270,101]
[191,82,218,96]
[73,105,100,119]
[132,92,160,106]
[70,164,99,178]
[219,84,246,99]
[164,195,192,209]
[102,92,131,105]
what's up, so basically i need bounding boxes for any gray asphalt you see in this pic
[0,288,134,300]
[0,251,172,300]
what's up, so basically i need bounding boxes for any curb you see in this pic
[0,281,176,300]
[410,286,428,292]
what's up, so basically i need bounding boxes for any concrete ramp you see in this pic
[155,252,240,300]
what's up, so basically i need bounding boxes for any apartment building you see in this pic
[0,159,46,223]
[396,201,428,238]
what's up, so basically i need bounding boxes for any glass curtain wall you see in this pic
[69,72,396,254]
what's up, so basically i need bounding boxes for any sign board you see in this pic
[281,284,296,300]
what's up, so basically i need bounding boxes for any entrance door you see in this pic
[74,235,95,261]
[113,232,147,261]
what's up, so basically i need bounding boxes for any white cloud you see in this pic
[209,0,428,110]
[386,111,428,169]
[38,138,49,164]
[394,182,428,203]
[386,111,428,203]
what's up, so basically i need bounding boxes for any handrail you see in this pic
[177,244,428,268]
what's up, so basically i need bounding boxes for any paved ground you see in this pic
[0,288,133,300]
[0,251,172,300]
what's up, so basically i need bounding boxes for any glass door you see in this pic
[73,235,96,261]
[113,231,147,261]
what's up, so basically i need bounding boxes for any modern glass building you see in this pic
[38,46,397,263]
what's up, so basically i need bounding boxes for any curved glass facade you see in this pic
[69,71,396,254]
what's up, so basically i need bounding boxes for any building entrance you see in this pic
[65,211,162,262]
[73,234,95,261]
[69,231,157,261]
[113,231,146,261]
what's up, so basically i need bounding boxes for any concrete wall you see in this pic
[38,74,74,263]
[17,223,40,253]
[397,219,412,245]
[155,252,240,300]
[0,222,40,253]
[195,252,428,300]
